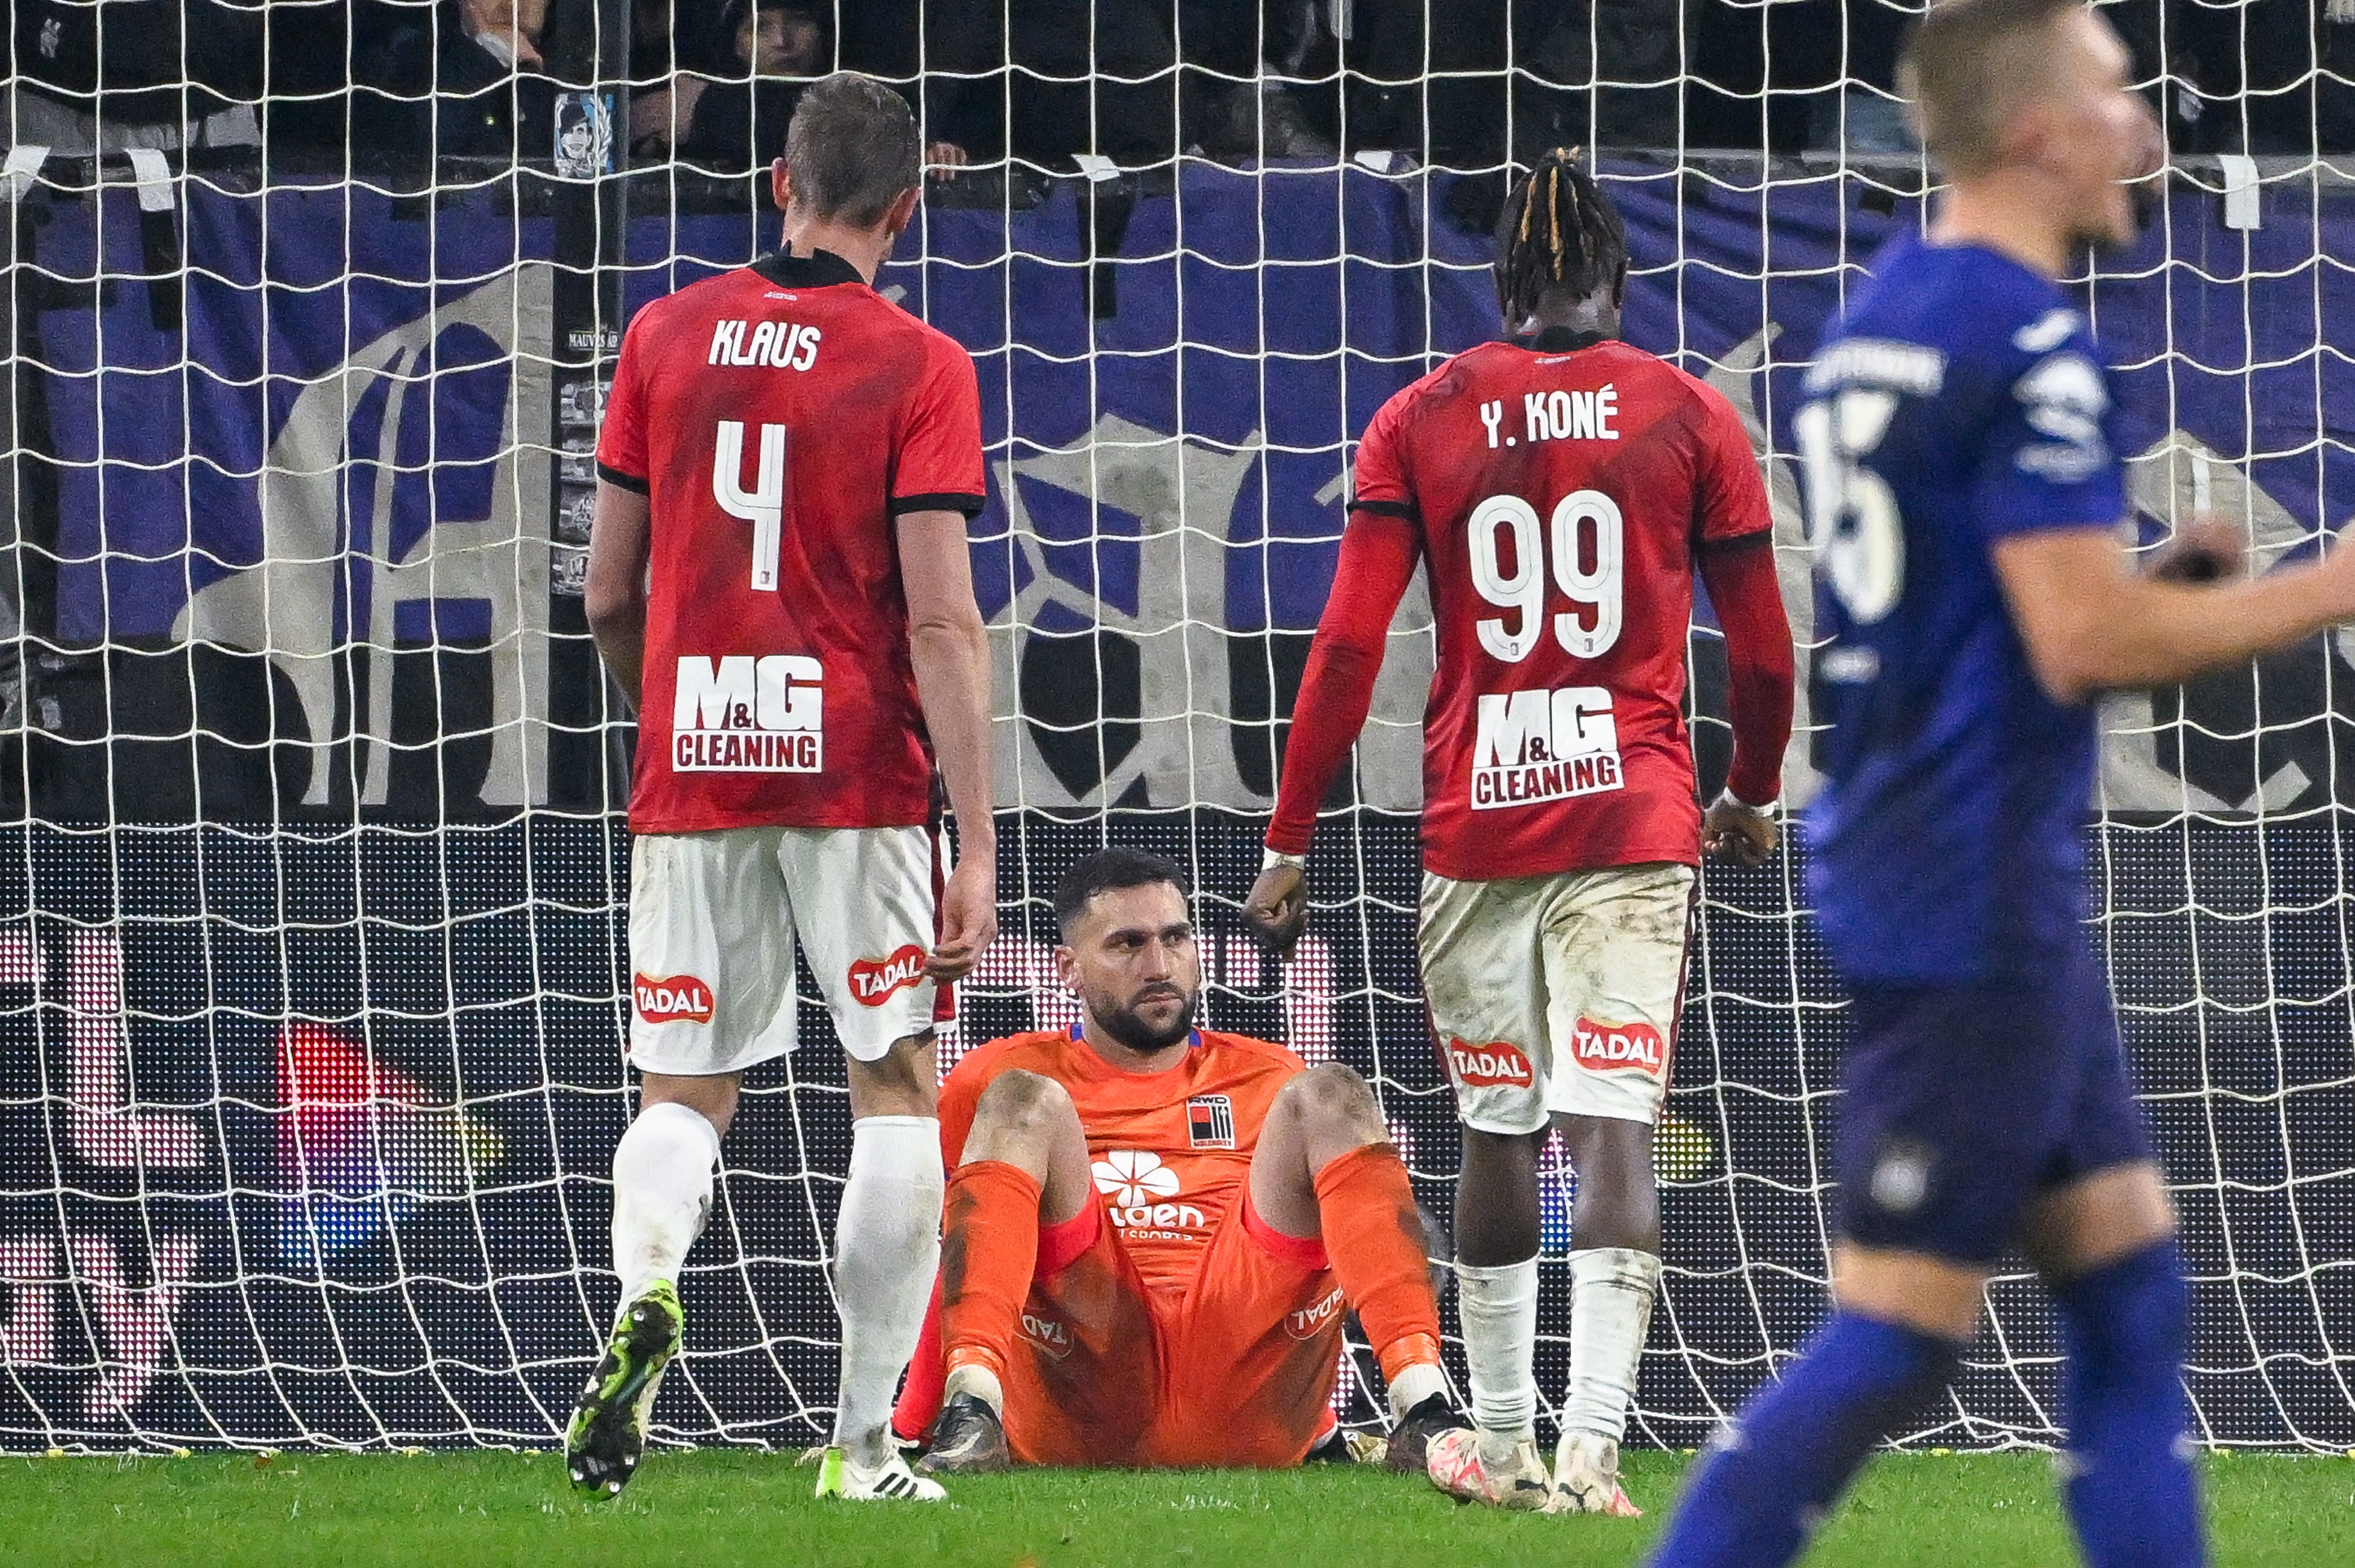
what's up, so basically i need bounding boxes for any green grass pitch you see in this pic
[8,1448,2350,1567]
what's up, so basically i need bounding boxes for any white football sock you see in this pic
[943,1361,1004,1416]
[1456,1257,1540,1464]
[831,1115,945,1466]
[1387,1360,1449,1422]
[610,1101,720,1312]
[1563,1246,1661,1442]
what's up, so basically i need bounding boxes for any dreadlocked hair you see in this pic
[1493,148,1629,330]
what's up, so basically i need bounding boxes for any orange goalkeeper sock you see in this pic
[1313,1142,1444,1384]
[938,1158,1043,1387]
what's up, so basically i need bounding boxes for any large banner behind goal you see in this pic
[1,160,2351,1451]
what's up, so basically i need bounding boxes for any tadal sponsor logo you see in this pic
[1572,1016,1666,1078]
[633,972,716,1025]
[848,944,927,1007]
[1091,1149,1207,1234]
[1447,1039,1535,1089]
[1285,1284,1348,1340]
[1020,1310,1074,1362]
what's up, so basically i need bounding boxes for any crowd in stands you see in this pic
[6,0,2352,174]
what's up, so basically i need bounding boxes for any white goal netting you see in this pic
[0,0,2351,1453]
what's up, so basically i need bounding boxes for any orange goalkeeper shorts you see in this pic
[997,1195,1347,1468]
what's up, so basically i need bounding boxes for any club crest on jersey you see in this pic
[672,654,824,773]
[1285,1285,1348,1341]
[1572,1016,1667,1078]
[1187,1094,1236,1150]
[848,944,926,1006]
[1447,1039,1535,1089]
[633,972,714,1025]
[1469,687,1622,810]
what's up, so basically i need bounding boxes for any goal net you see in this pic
[1,0,2351,1454]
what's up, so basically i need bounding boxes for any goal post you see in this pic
[0,0,2349,1453]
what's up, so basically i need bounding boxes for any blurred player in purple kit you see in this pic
[1649,3,2355,1564]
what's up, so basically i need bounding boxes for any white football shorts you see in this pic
[627,824,946,1074]
[1419,861,1696,1135]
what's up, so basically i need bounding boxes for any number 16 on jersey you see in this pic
[714,420,789,591]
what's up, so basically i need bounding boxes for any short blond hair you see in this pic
[1898,0,2085,177]
[783,73,920,226]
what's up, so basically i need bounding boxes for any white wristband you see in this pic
[1261,847,1305,871]
[1715,788,1779,815]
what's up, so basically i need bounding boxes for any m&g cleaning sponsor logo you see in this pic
[633,972,715,1025]
[672,655,823,772]
[1469,687,1622,810]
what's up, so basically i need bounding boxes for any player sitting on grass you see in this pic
[888,847,1465,1472]
[1648,3,2355,1565]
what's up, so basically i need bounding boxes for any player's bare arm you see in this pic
[1994,524,2355,706]
[901,507,998,984]
[1242,859,1309,956]
[1700,797,1774,866]
[585,480,654,711]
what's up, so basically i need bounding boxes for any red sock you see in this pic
[890,1278,946,1442]
[938,1159,1044,1385]
[1313,1143,1444,1383]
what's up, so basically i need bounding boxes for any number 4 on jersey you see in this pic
[714,420,788,590]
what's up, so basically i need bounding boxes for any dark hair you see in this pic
[1054,848,1188,938]
[1493,147,1629,331]
[781,72,919,226]
[723,0,822,41]
[1898,0,2083,178]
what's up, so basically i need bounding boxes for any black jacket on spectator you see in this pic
[356,1,556,166]
[12,0,260,125]
[928,1,1185,169]
[675,78,804,175]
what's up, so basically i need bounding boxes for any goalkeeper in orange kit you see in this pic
[889,848,1464,1470]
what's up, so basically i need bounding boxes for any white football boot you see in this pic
[1552,1429,1643,1516]
[814,1446,948,1502]
[1425,1428,1555,1510]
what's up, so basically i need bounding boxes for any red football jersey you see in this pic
[596,248,987,834]
[1348,333,1772,880]
[939,1028,1305,1305]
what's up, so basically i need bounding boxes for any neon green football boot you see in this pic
[564,1279,683,1498]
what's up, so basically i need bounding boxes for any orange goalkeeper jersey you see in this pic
[939,1027,1306,1303]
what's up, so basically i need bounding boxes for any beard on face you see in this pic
[1088,982,1198,1054]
